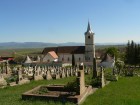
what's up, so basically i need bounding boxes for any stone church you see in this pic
[42,22,95,66]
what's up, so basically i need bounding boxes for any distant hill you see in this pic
[0,42,126,49]
[0,42,84,49]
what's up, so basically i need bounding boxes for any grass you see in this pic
[0,48,43,57]
[0,77,76,105]
[82,76,140,105]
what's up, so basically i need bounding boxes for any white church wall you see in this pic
[58,54,72,63]
[98,61,115,68]
[74,54,85,63]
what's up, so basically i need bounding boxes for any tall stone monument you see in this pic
[76,64,86,95]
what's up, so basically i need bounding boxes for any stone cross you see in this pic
[76,64,86,95]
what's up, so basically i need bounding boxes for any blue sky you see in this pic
[0,0,140,43]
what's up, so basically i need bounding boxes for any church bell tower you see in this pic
[85,21,95,63]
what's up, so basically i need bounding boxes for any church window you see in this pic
[88,36,90,39]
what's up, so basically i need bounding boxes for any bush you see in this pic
[64,79,78,92]
[6,75,18,83]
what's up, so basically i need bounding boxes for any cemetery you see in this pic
[0,23,140,105]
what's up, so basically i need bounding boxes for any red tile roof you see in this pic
[48,51,58,59]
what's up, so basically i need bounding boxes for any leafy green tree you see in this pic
[116,60,124,75]
[105,47,119,60]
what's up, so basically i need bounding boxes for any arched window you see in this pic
[47,59,50,62]
[88,36,90,39]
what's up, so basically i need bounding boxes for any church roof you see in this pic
[42,46,85,54]
[24,55,32,63]
[48,51,58,59]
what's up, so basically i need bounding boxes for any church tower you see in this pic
[85,21,95,63]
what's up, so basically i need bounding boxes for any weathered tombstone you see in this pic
[33,66,43,81]
[66,68,69,77]
[76,64,86,95]
[27,67,34,77]
[6,61,11,74]
[0,74,7,88]
[16,67,30,85]
[16,67,23,84]
[100,66,105,88]
[46,70,52,80]
[61,68,66,78]
[55,72,60,79]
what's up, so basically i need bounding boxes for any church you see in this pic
[41,22,95,66]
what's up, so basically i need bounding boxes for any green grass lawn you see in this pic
[0,77,76,105]
[0,76,140,105]
[82,76,140,105]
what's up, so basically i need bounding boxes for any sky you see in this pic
[0,0,140,43]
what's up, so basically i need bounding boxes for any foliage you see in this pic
[125,40,140,65]
[6,75,18,83]
[14,55,25,63]
[115,60,124,75]
[33,86,48,94]
[64,79,78,92]
[105,47,119,60]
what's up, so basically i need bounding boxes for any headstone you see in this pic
[55,72,60,79]
[16,67,30,85]
[66,69,69,77]
[76,64,86,95]
[46,70,52,80]
[33,66,43,80]
[101,66,105,88]
[0,74,7,88]
[61,68,66,78]
[6,61,11,74]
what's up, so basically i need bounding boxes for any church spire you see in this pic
[87,21,91,32]
[85,21,94,35]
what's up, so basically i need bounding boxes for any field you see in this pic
[0,48,43,57]
[0,75,140,105]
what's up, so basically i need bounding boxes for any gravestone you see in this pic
[100,66,105,88]
[66,68,69,77]
[46,70,52,80]
[61,68,65,78]
[33,66,43,80]
[0,74,7,88]
[76,64,86,95]
[16,67,30,85]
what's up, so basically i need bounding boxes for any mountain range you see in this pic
[0,42,126,49]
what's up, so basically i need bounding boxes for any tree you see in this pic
[125,40,140,65]
[116,60,124,75]
[105,47,119,60]
[72,54,75,67]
